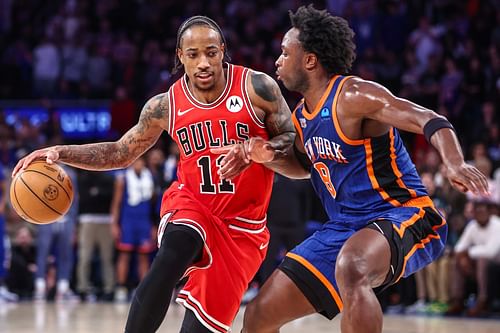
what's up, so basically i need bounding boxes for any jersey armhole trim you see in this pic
[331,76,366,146]
[242,69,266,128]
[167,87,175,135]
[291,109,304,143]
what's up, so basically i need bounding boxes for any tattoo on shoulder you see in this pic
[137,93,168,134]
[251,72,277,102]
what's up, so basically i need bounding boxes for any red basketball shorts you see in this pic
[159,188,270,332]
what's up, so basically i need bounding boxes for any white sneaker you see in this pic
[405,299,428,314]
[0,286,19,302]
[33,288,46,302]
[114,287,128,303]
[55,290,80,303]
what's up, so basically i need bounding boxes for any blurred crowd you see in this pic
[0,0,499,319]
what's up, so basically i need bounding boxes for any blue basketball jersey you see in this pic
[121,168,153,220]
[292,75,428,228]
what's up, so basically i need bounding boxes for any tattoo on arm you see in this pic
[58,94,168,170]
[256,74,295,158]
[251,72,278,102]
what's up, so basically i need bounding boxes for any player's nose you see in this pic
[198,55,210,69]
[275,56,281,68]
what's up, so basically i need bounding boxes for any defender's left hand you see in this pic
[444,162,489,195]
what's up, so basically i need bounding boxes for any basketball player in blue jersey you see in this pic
[214,5,489,333]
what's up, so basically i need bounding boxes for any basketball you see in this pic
[9,160,74,224]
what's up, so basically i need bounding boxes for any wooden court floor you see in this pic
[1,302,500,333]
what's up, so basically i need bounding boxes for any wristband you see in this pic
[423,117,454,143]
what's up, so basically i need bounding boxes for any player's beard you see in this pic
[283,68,309,94]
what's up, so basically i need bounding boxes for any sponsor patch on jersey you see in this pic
[226,96,243,113]
[320,107,330,119]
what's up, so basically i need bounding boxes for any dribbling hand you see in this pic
[12,147,60,178]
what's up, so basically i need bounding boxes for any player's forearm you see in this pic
[56,142,135,171]
[267,154,311,179]
[265,134,310,179]
[429,128,465,167]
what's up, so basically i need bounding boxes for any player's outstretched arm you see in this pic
[342,78,489,195]
[12,93,169,177]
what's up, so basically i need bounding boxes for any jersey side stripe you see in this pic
[389,128,417,198]
[364,138,401,206]
[370,131,413,204]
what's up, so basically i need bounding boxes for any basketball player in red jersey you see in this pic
[214,5,489,333]
[13,16,297,333]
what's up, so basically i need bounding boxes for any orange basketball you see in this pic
[10,160,74,224]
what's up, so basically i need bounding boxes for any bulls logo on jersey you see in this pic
[226,96,243,113]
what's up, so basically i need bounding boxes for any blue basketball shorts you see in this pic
[279,203,447,319]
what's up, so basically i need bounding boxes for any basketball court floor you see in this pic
[1,302,500,333]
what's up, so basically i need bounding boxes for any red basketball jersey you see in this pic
[162,64,274,221]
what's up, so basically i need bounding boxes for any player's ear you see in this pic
[220,43,225,57]
[304,53,318,71]
[177,48,184,65]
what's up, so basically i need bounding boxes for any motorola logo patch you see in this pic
[226,96,243,113]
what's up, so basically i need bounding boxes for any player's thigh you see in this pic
[244,269,316,328]
[336,228,391,288]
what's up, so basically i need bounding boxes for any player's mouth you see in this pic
[275,71,281,81]
[195,72,213,83]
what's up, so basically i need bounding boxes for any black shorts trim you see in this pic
[366,220,404,293]
[367,206,446,291]
[278,256,341,320]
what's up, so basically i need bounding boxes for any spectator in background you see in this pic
[163,141,179,189]
[0,161,19,302]
[448,200,500,316]
[34,164,79,302]
[6,226,36,299]
[407,171,451,314]
[60,34,88,98]
[32,35,60,98]
[111,157,155,303]
[85,44,112,98]
[110,86,137,138]
[146,148,166,223]
[0,121,16,168]
[77,169,115,302]
[408,16,443,73]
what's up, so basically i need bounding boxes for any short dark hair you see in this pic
[173,15,231,74]
[289,5,356,75]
